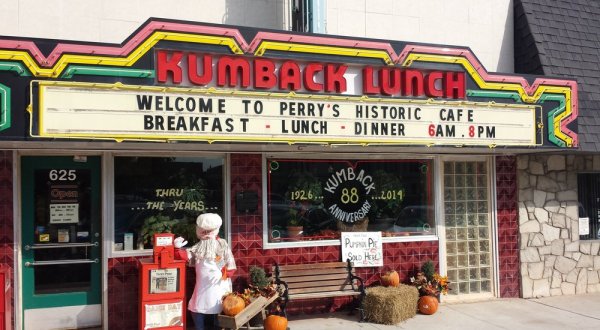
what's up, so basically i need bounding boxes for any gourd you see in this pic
[222,293,246,316]
[381,270,400,287]
[418,295,439,315]
[264,314,288,330]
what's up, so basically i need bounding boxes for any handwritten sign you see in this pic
[49,203,79,224]
[341,232,382,267]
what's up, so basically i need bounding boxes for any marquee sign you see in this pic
[31,81,539,146]
[0,18,578,148]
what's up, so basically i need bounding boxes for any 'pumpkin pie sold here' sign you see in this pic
[341,231,383,267]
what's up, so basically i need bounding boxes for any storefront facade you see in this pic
[0,6,581,330]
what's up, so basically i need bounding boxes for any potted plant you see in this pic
[410,260,450,315]
[286,204,304,240]
[284,171,326,239]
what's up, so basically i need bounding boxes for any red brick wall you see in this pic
[0,151,14,329]
[496,156,521,298]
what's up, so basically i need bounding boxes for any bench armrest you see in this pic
[273,263,290,316]
[346,259,366,296]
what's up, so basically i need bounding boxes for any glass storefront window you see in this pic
[113,156,224,251]
[266,158,435,243]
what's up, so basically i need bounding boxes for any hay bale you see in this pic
[362,285,419,325]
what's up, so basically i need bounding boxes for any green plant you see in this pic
[286,172,323,203]
[140,214,178,246]
[371,170,404,219]
[421,260,435,281]
[171,217,199,246]
[249,266,269,289]
[288,206,303,227]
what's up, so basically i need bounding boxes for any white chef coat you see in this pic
[188,258,232,314]
[187,237,236,314]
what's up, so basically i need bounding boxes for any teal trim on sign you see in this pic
[538,94,567,148]
[466,90,522,103]
[467,89,566,147]
[0,61,31,76]
[61,65,155,79]
[0,83,10,132]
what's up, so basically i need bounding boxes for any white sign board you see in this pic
[341,231,383,267]
[579,217,590,236]
[155,236,173,247]
[49,203,79,224]
[32,82,539,147]
[144,301,183,329]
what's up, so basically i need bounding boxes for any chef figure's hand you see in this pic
[174,237,188,248]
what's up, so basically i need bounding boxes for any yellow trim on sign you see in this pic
[403,53,573,146]
[254,41,394,65]
[30,80,540,146]
[0,32,243,78]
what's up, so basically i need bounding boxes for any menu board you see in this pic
[341,232,383,267]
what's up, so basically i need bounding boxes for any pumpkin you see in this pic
[418,295,439,315]
[264,314,288,330]
[381,270,400,287]
[222,293,246,316]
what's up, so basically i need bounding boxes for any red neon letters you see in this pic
[156,50,464,99]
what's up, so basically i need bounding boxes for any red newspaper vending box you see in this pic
[139,233,187,330]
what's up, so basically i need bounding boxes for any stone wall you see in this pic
[518,154,600,297]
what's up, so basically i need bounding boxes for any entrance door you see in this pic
[442,160,494,300]
[21,156,102,329]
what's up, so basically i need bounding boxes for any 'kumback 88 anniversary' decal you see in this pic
[323,167,375,223]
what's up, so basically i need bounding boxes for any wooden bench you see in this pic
[272,259,365,320]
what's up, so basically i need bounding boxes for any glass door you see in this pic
[21,156,101,329]
[443,160,494,299]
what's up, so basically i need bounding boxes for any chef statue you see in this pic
[174,213,236,330]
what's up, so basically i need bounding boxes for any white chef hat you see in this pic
[196,213,222,231]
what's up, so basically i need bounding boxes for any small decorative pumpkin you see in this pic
[381,270,400,287]
[264,314,288,330]
[418,295,439,315]
[222,293,246,316]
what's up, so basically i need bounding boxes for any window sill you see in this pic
[262,234,439,249]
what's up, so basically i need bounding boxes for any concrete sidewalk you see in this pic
[287,294,600,329]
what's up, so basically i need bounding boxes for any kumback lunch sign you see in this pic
[30,81,539,146]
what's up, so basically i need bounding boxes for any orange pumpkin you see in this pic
[418,295,439,315]
[381,270,400,287]
[264,314,288,330]
[222,293,246,316]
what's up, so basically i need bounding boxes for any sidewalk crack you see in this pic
[529,300,600,321]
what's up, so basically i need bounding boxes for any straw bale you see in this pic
[363,285,419,325]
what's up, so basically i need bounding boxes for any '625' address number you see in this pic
[49,169,77,181]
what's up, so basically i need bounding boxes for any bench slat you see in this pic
[286,278,350,289]
[276,268,348,278]
[289,290,361,300]
[278,273,350,283]
[289,286,358,295]
[273,262,349,271]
